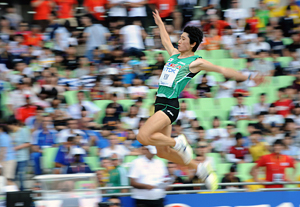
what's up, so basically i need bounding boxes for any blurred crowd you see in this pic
[1,0,300,195]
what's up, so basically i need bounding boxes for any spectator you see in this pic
[249,131,269,162]
[252,139,295,188]
[195,141,215,170]
[227,133,250,163]
[81,14,110,61]
[31,0,54,32]
[68,91,100,119]
[247,35,271,57]
[206,117,228,141]
[224,0,249,28]
[274,87,294,117]
[31,116,57,175]
[288,103,300,127]
[231,35,248,58]
[282,132,299,159]
[83,0,108,24]
[268,28,285,56]
[66,148,91,174]
[129,146,168,207]
[177,101,196,129]
[246,8,259,34]
[23,25,43,47]
[230,94,252,121]
[241,23,258,44]
[7,116,31,191]
[100,133,130,159]
[102,103,120,128]
[204,15,230,36]
[108,153,128,193]
[221,26,236,50]
[127,0,147,26]
[196,74,211,98]
[15,95,37,123]
[121,105,140,129]
[221,164,242,189]
[4,6,22,30]
[54,0,78,26]
[253,93,270,116]
[107,78,127,99]
[107,196,122,207]
[278,6,295,37]
[127,78,149,100]
[287,49,300,75]
[0,124,16,183]
[107,0,127,26]
[263,103,285,128]
[54,136,75,174]
[80,117,98,146]
[215,78,236,99]
[57,119,86,143]
[202,26,222,51]
[120,19,146,57]
[265,123,284,146]
[148,0,177,27]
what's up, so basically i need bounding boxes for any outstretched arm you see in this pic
[153,10,179,56]
[190,58,264,84]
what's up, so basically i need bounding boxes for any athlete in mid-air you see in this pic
[137,10,264,190]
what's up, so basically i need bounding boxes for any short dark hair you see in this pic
[67,136,74,142]
[183,26,203,52]
[235,132,243,140]
[197,126,204,130]
[273,139,284,146]
[278,87,286,92]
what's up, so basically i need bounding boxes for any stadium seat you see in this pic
[197,98,216,110]
[42,147,58,169]
[146,88,158,99]
[209,50,230,59]
[236,120,258,136]
[219,97,236,112]
[195,50,209,58]
[65,91,79,105]
[217,163,232,181]
[237,163,255,181]
[244,96,257,107]
[282,38,293,45]
[208,72,225,82]
[117,99,135,112]
[249,87,269,102]
[154,50,170,63]
[277,57,293,68]
[206,153,222,170]
[221,58,246,70]
[275,75,296,88]
[84,156,100,171]
[89,146,99,157]
[285,167,297,188]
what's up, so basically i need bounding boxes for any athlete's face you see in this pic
[178,32,194,52]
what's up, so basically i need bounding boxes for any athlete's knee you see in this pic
[137,131,151,145]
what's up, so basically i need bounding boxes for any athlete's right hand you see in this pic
[153,9,163,26]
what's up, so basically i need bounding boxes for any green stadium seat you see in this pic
[84,156,100,171]
[220,58,246,70]
[219,97,236,112]
[209,50,230,59]
[275,75,296,88]
[42,147,58,169]
[117,100,135,112]
[237,163,255,181]
[250,87,269,102]
[206,153,222,170]
[208,72,225,82]
[65,91,79,105]
[221,120,235,127]
[266,86,279,103]
[237,120,258,136]
[244,96,257,106]
[154,50,170,63]
[89,146,99,157]
[285,167,297,188]
[179,98,197,111]
[277,57,293,68]
[217,163,232,181]
[195,50,209,58]
[206,59,222,66]
[282,38,293,45]
[146,88,158,99]
[197,98,216,110]
[143,50,156,65]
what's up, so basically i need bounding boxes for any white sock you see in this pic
[173,137,181,150]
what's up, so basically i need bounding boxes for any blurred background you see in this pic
[0,0,300,206]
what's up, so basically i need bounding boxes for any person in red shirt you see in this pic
[55,0,78,27]
[16,96,37,123]
[31,0,54,32]
[252,139,295,188]
[274,88,294,117]
[23,25,43,47]
[246,8,259,34]
[203,15,230,36]
[83,0,107,23]
[228,133,249,163]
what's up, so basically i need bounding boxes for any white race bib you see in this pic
[94,6,104,13]
[159,4,169,10]
[159,65,179,87]
[273,173,283,182]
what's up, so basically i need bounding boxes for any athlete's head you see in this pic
[179,26,203,53]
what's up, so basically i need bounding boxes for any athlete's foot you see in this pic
[173,134,193,165]
[196,162,218,191]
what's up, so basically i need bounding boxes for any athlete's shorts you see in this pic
[154,97,179,124]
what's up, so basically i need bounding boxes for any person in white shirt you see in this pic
[129,145,168,207]
[127,0,147,26]
[211,123,236,153]
[247,35,271,57]
[57,119,86,143]
[253,93,270,116]
[263,103,285,128]
[101,134,130,160]
[107,0,128,25]
[81,15,110,61]
[121,105,141,129]
[206,117,229,141]
[127,78,149,100]
[68,91,100,119]
[120,20,146,57]
[224,0,249,28]
[221,25,236,50]
[215,78,236,98]
[177,101,196,129]
[265,123,284,146]
[195,141,216,170]
[230,94,251,121]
